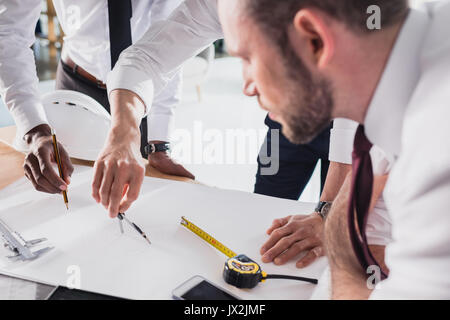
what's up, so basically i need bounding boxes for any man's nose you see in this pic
[243,80,257,97]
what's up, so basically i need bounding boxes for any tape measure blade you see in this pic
[180,216,237,258]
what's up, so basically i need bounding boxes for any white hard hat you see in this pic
[13,90,111,161]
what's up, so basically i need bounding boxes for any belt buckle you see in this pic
[96,79,105,89]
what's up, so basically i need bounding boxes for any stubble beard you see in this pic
[280,45,334,145]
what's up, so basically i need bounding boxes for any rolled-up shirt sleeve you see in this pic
[329,118,358,164]
[106,0,223,120]
[0,0,48,137]
[147,68,182,142]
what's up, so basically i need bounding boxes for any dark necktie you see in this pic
[348,125,388,280]
[108,0,133,68]
[108,0,148,158]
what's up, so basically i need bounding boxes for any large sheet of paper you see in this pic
[0,166,327,299]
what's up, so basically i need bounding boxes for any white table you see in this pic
[0,166,327,300]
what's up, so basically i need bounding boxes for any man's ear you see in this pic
[291,9,335,68]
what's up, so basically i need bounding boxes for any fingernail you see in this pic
[59,185,66,190]
[297,262,304,268]
[261,254,270,263]
[274,258,281,265]
[260,247,266,254]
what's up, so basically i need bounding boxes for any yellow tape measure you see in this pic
[180,216,237,258]
[180,216,318,289]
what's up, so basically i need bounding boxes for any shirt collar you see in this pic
[364,6,430,157]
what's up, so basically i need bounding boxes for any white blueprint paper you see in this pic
[0,166,327,299]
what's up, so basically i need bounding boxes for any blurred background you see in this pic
[0,0,439,203]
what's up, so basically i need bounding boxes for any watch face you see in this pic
[322,202,332,217]
[146,143,170,155]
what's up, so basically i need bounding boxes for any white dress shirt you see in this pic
[108,0,393,247]
[107,0,223,116]
[365,1,450,299]
[0,0,183,141]
[107,0,359,162]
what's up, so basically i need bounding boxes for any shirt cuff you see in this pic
[329,119,358,164]
[9,101,48,138]
[106,64,155,117]
[147,113,173,142]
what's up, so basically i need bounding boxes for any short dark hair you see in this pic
[244,0,409,84]
[245,0,409,36]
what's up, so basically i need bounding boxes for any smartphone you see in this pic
[46,286,126,300]
[172,275,240,300]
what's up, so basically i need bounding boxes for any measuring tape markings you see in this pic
[180,216,237,258]
[180,216,318,289]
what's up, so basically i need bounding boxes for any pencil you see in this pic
[51,133,69,210]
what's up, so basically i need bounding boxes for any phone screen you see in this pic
[182,280,238,300]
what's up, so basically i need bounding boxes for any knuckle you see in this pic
[36,146,47,155]
[41,165,51,176]
[131,162,144,172]
[279,238,291,247]
[94,160,104,170]
[118,161,128,170]
[111,189,122,200]
[36,175,45,184]
[312,234,322,243]
[108,202,118,212]
[126,189,139,200]
[272,218,281,226]
[91,181,99,190]
[293,227,305,237]
[313,247,324,257]
[293,241,306,250]
[99,187,109,199]
[107,161,117,171]
[284,225,294,234]
[272,229,282,238]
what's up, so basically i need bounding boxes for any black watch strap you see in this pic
[315,201,333,220]
[145,142,170,156]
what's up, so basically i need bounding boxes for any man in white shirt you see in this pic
[0,0,193,195]
[97,0,393,275]
[217,0,450,299]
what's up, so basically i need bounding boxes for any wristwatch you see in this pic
[144,142,170,156]
[314,201,333,220]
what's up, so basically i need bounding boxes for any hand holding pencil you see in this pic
[23,124,74,195]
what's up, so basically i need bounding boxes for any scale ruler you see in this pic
[180,216,237,258]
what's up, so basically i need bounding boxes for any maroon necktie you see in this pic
[348,125,388,280]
